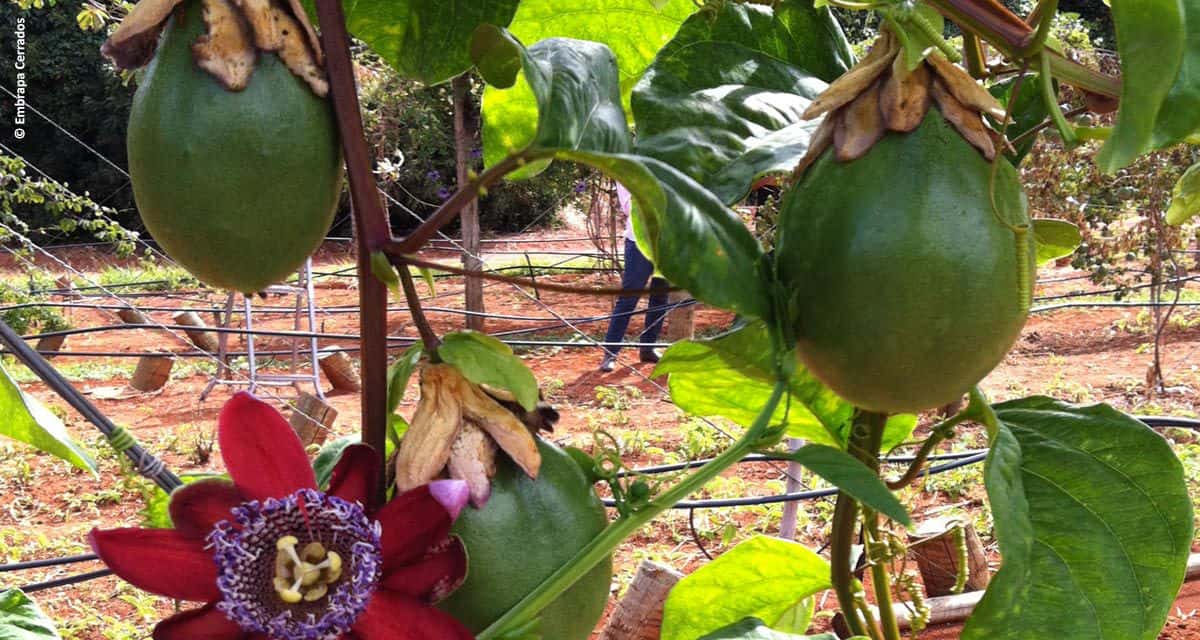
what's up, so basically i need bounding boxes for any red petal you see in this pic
[218,392,315,501]
[169,478,244,540]
[153,603,245,640]
[352,590,474,640]
[327,444,380,507]
[380,536,467,603]
[376,481,467,570]
[89,528,218,602]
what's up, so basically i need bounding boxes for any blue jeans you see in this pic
[602,239,670,356]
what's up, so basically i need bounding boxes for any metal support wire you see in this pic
[0,318,181,493]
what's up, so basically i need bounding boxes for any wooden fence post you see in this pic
[598,560,683,640]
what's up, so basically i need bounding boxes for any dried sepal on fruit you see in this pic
[102,0,327,96]
[394,364,544,507]
[796,26,1007,169]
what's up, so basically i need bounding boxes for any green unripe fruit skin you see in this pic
[776,112,1034,414]
[127,2,341,293]
[439,440,612,640]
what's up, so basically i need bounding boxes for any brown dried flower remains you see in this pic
[795,30,1007,177]
[101,0,327,95]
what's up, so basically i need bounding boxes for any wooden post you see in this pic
[131,354,174,392]
[907,517,989,597]
[117,308,149,325]
[35,334,65,358]
[663,290,694,342]
[319,349,362,392]
[289,391,338,447]
[598,560,683,640]
[453,74,484,331]
[172,310,220,354]
[778,438,805,540]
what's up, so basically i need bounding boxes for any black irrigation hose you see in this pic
[1032,274,1200,303]
[0,554,98,572]
[20,569,112,594]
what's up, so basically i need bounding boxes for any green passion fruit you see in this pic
[776,111,1034,414]
[438,439,611,639]
[127,1,341,293]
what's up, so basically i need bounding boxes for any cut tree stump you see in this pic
[289,392,337,447]
[598,560,683,640]
[908,517,989,597]
[319,350,362,393]
[131,354,174,392]
[173,311,220,353]
[663,290,695,342]
[35,334,65,358]
[117,308,149,325]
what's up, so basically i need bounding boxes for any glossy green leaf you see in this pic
[141,474,227,529]
[386,343,425,414]
[369,251,400,297]
[652,321,852,446]
[988,73,1049,166]
[313,436,356,490]
[881,413,917,452]
[962,397,1193,640]
[662,536,830,640]
[324,0,519,85]
[1099,0,1187,171]
[1032,218,1082,265]
[1167,161,1200,225]
[1151,2,1200,147]
[438,331,538,411]
[698,618,841,640]
[785,444,910,525]
[0,362,95,475]
[0,590,58,640]
[633,1,846,203]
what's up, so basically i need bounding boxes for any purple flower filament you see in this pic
[208,489,382,639]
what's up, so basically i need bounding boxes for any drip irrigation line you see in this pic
[1032,274,1199,303]
[0,554,98,572]
[20,569,112,594]
[1032,300,1200,313]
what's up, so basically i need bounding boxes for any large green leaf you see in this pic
[652,321,852,445]
[140,474,227,529]
[1032,218,1082,265]
[1150,1,1200,147]
[785,444,911,525]
[662,536,830,640]
[0,362,95,475]
[0,590,58,640]
[699,618,841,640]
[1099,0,1188,171]
[386,343,425,414]
[633,1,851,203]
[320,0,519,85]
[962,397,1194,640]
[438,331,538,411]
[987,73,1049,166]
[1167,161,1200,225]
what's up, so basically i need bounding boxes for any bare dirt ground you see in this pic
[1,231,1198,639]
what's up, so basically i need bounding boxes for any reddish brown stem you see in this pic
[314,0,391,506]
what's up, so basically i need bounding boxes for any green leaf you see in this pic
[387,343,425,414]
[0,362,95,475]
[652,321,852,446]
[0,590,59,640]
[1032,218,1082,265]
[1099,0,1187,171]
[633,1,848,203]
[785,444,911,526]
[662,536,830,640]
[140,474,227,529]
[987,73,1049,166]
[881,413,917,452]
[1167,162,1200,225]
[1151,2,1200,147]
[962,397,1194,640]
[313,436,356,489]
[325,0,519,85]
[698,617,841,640]
[369,251,400,297]
[438,331,538,411]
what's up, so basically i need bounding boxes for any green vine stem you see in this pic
[886,412,965,490]
[831,491,870,637]
[477,379,789,639]
[855,412,902,640]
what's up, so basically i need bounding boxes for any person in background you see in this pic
[599,183,670,372]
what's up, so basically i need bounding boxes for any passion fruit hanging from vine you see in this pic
[775,31,1035,414]
[104,0,341,293]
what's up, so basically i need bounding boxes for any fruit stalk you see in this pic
[313,0,392,505]
[477,380,789,639]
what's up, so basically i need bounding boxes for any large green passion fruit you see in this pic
[127,0,341,293]
[776,111,1034,414]
[439,439,611,640]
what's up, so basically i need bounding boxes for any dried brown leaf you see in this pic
[802,31,898,120]
[881,63,931,133]
[101,0,184,69]
[394,364,464,494]
[284,0,323,65]
[932,78,997,161]
[273,4,328,96]
[834,80,886,162]
[192,0,257,91]
[234,0,281,50]
[460,380,541,480]
[792,113,836,180]
[447,422,497,508]
[927,54,1005,120]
